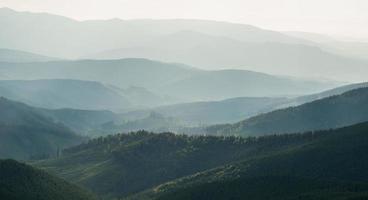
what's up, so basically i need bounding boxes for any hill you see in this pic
[128,122,368,200]
[121,82,368,126]
[0,97,84,160]
[128,97,287,125]
[0,159,96,200]
[0,59,337,102]
[160,69,336,100]
[205,87,368,136]
[35,130,315,199]
[39,108,121,135]
[0,79,133,111]
[0,48,56,63]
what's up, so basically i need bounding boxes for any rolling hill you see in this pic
[0,79,132,111]
[0,97,84,160]
[35,130,313,199]
[0,159,97,200]
[130,122,368,200]
[0,48,56,63]
[127,97,287,125]
[205,87,368,136]
[120,82,368,126]
[92,31,368,82]
[0,59,337,102]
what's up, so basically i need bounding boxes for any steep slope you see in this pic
[35,130,314,199]
[206,87,368,136]
[0,59,337,102]
[0,159,97,200]
[0,48,56,63]
[130,122,368,200]
[0,97,84,160]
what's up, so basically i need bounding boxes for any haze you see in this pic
[1,0,368,38]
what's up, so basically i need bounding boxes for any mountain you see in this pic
[285,31,368,60]
[98,112,186,136]
[35,130,312,199]
[284,82,368,107]
[127,97,286,125]
[205,87,368,136]
[39,108,121,135]
[0,97,84,160]
[131,122,368,200]
[0,79,133,111]
[160,69,337,100]
[0,159,97,200]
[92,31,368,82]
[0,8,305,58]
[0,79,173,111]
[0,59,197,94]
[0,59,338,102]
[108,85,173,108]
[1,8,367,81]
[0,48,56,63]
[119,82,368,126]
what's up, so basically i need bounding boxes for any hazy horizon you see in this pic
[1,0,368,39]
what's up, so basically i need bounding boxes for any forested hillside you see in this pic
[0,159,97,200]
[128,122,368,200]
[206,87,368,136]
[0,97,84,160]
[35,130,317,199]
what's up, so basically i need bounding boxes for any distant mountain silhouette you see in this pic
[0,48,56,63]
[0,59,338,102]
[0,8,367,81]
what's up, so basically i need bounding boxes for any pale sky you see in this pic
[1,0,368,38]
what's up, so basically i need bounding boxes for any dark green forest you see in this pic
[128,122,368,200]
[0,159,97,200]
[206,87,368,136]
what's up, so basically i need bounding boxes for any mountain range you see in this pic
[0,48,56,63]
[1,8,368,81]
[0,59,338,102]
[121,82,368,125]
